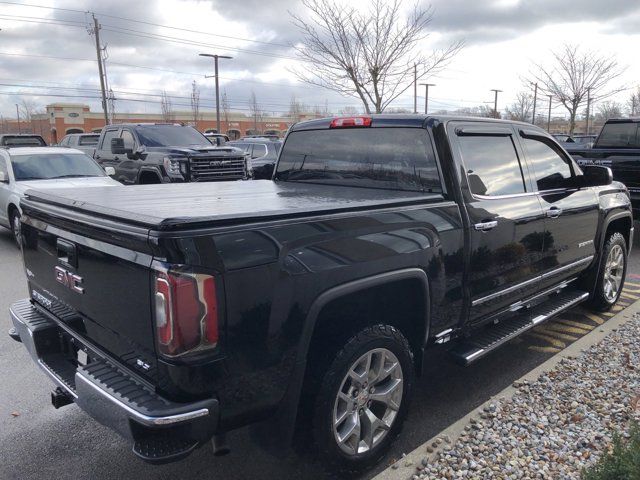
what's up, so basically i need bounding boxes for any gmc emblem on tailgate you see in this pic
[54,266,84,294]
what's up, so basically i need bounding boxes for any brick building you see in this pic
[0,103,310,144]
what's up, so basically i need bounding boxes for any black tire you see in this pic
[588,232,627,311]
[9,208,21,248]
[311,325,414,474]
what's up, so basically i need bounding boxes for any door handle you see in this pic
[95,155,101,160]
[546,207,563,218]
[474,220,498,232]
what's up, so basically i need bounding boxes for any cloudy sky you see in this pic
[0,0,639,119]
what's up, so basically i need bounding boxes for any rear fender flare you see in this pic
[249,268,431,454]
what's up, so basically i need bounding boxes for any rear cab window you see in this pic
[596,122,639,148]
[275,127,442,193]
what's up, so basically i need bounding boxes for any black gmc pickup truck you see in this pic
[8,115,633,473]
[94,123,248,184]
[570,118,640,217]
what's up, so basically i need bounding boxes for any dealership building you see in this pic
[1,103,308,144]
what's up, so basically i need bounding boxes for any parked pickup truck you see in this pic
[8,115,633,473]
[93,123,248,184]
[570,118,640,217]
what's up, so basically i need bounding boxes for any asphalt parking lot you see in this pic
[1,226,639,480]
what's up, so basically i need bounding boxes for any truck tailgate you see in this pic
[20,197,158,380]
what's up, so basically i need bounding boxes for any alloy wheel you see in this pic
[603,244,624,303]
[12,214,21,247]
[332,348,403,456]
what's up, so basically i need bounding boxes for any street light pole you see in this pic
[490,89,502,117]
[420,83,436,114]
[531,82,538,125]
[199,53,232,134]
[547,95,553,132]
[15,104,21,134]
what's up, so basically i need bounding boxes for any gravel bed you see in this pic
[410,314,640,479]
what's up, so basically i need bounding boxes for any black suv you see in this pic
[228,138,281,179]
[94,123,247,184]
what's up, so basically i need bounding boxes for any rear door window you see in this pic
[457,134,526,196]
[276,128,441,192]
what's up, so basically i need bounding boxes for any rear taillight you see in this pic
[329,116,372,128]
[153,269,219,357]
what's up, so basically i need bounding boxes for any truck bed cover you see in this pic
[24,180,442,231]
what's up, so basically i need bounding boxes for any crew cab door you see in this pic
[94,127,121,177]
[449,122,546,322]
[118,128,142,184]
[0,156,10,227]
[517,129,599,288]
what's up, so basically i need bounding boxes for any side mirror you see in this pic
[581,165,613,187]
[111,137,126,155]
[0,171,8,183]
[104,167,116,176]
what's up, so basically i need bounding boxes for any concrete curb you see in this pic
[374,299,640,480]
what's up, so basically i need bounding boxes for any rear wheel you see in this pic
[588,232,627,311]
[9,209,21,248]
[311,325,413,473]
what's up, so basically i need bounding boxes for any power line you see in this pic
[0,1,291,48]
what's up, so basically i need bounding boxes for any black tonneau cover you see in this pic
[24,180,442,231]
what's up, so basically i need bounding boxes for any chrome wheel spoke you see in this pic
[336,411,361,452]
[604,244,625,302]
[369,378,402,409]
[360,407,390,450]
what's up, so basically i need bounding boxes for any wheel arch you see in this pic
[137,167,163,184]
[249,268,431,455]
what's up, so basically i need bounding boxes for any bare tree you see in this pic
[338,105,361,115]
[160,91,173,122]
[19,99,38,133]
[288,95,306,123]
[529,44,625,135]
[505,92,534,122]
[221,89,230,124]
[627,87,640,117]
[596,101,623,122]
[248,91,263,133]
[190,81,201,129]
[291,0,463,114]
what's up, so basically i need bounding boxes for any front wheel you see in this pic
[9,209,21,248]
[588,232,627,311]
[311,325,414,473]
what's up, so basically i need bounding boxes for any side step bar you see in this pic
[450,290,589,366]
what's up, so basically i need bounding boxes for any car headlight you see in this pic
[163,156,183,176]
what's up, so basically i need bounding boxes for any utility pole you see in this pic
[413,64,417,114]
[15,104,20,134]
[420,83,436,114]
[547,95,553,132]
[531,83,538,124]
[91,14,109,126]
[490,89,502,118]
[200,53,232,134]
[585,87,592,135]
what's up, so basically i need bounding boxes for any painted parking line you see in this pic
[524,285,637,351]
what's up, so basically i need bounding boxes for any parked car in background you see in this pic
[8,115,632,473]
[242,134,280,141]
[228,138,282,179]
[204,132,230,146]
[569,118,640,217]
[0,147,120,246]
[0,134,47,147]
[552,133,574,144]
[58,133,101,157]
[564,134,598,151]
[93,123,248,184]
